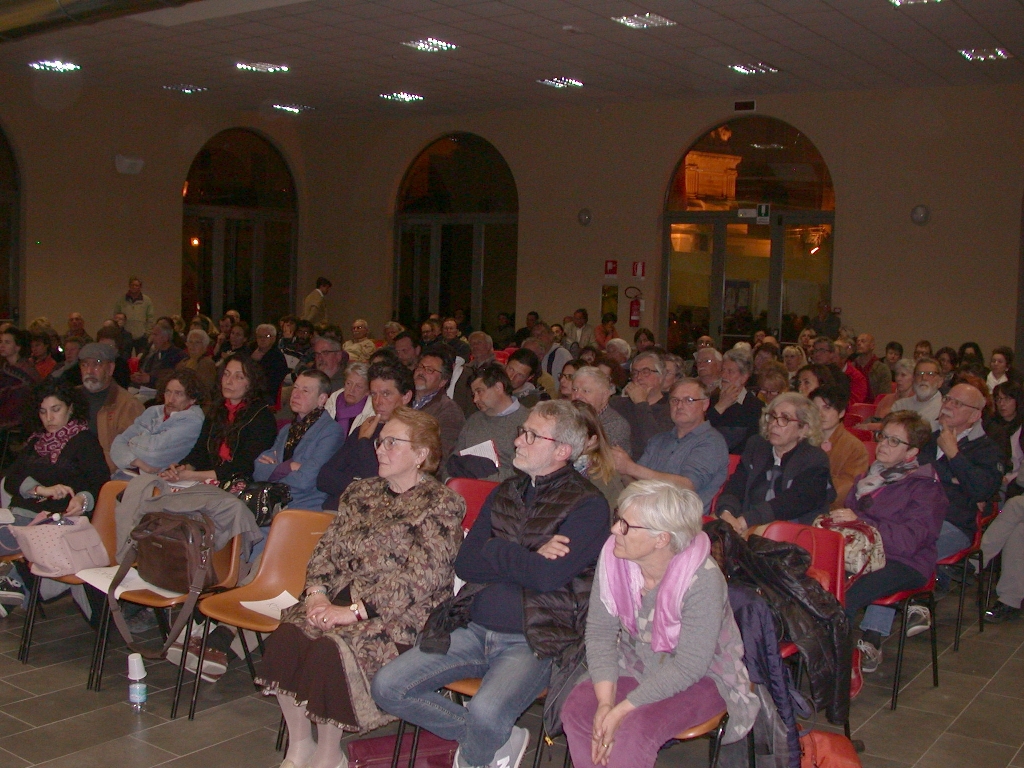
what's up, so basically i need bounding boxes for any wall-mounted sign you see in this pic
[604,260,618,278]
[632,261,646,279]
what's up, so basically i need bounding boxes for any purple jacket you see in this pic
[844,464,947,579]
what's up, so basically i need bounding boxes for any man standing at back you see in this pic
[113,277,153,344]
[373,400,609,768]
[302,277,332,326]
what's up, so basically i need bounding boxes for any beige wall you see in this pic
[2,71,1022,356]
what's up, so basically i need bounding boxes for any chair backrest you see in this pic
[210,534,244,590]
[762,521,846,605]
[708,454,743,516]
[247,509,334,595]
[92,480,128,564]
[862,438,877,464]
[848,402,876,422]
[446,477,499,531]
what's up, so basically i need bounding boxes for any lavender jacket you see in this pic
[844,464,947,579]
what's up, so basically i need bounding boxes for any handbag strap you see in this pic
[106,534,212,660]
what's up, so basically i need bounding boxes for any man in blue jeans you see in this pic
[372,400,609,768]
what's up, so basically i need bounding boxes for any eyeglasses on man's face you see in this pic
[669,396,708,407]
[631,367,659,379]
[941,395,982,411]
[516,426,559,445]
[914,370,942,379]
[765,412,803,427]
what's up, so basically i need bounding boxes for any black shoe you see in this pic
[984,602,1021,623]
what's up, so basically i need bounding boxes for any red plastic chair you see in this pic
[870,576,938,710]
[492,350,510,365]
[939,504,998,651]
[847,402,876,423]
[708,454,743,517]
[862,438,877,464]
[874,392,890,406]
[762,521,846,605]
[446,477,499,531]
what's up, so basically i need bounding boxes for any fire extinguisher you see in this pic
[625,287,642,328]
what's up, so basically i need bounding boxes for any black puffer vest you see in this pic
[489,464,601,659]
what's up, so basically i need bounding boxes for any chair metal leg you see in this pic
[890,599,910,710]
[977,551,986,635]
[168,612,195,719]
[563,742,572,768]
[87,596,111,690]
[389,719,406,768]
[953,558,968,651]
[17,572,41,663]
[531,727,547,768]
[405,724,421,768]
[928,591,939,688]
[709,714,729,768]
[93,606,113,691]
[187,615,212,720]
[155,607,171,641]
[238,626,259,688]
[275,713,287,751]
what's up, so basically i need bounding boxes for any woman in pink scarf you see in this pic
[562,480,757,768]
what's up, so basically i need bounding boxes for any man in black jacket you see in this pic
[372,400,609,768]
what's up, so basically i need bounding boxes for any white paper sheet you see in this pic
[459,440,500,466]
[76,565,184,599]
[240,590,299,620]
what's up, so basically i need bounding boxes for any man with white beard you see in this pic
[891,357,944,429]
[77,342,144,473]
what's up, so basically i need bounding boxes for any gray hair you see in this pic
[723,348,752,378]
[782,345,806,364]
[606,338,631,357]
[186,328,210,347]
[617,479,703,553]
[695,347,723,363]
[532,400,589,462]
[469,331,493,349]
[315,334,341,352]
[383,321,405,335]
[760,392,823,446]
[894,358,915,377]
[573,365,615,394]
[256,323,277,339]
[633,351,664,375]
[345,362,369,382]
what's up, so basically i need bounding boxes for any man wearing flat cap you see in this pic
[77,342,144,473]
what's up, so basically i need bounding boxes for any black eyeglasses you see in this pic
[612,513,652,535]
[374,436,413,451]
[875,431,910,447]
[516,426,559,445]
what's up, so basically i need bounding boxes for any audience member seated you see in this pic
[795,362,837,399]
[258,407,465,768]
[506,346,546,404]
[565,308,594,352]
[694,346,723,397]
[62,312,94,347]
[985,381,1024,467]
[610,351,673,458]
[959,342,986,374]
[562,480,756,768]
[317,363,414,510]
[381,320,405,347]
[161,357,277,485]
[93,326,132,388]
[716,392,834,535]
[285,319,315,372]
[831,338,869,404]
[533,321,572,381]
[935,347,958,392]
[325,362,370,436]
[571,366,632,454]
[782,344,806,385]
[218,321,252,369]
[447,363,530,482]
[50,337,82,385]
[177,328,218,399]
[412,347,465,460]
[340,318,375,363]
[884,341,903,376]
[440,317,470,361]
[829,411,947,674]
[869,358,914,425]
[250,324,290,404]
[988,345,1019,392]
[110,368,205,477]
[29,334,57,379]
[492,312,516,350]
[853,333,893,401]
[131,324,186,390]
[798,328,817,358]
[891,357,944,429]
[520,338,559,399]
[811,383,869,509]
[707,348,762,454]
[211,315,234,363]
[756,363,789,405]
[558,359,582,400]
[453,331,496,415]
[1,328,39,403]
[419,318,445,355]
[594,311,620,350]
[254,370,344,511]
[572,400,626,509]
[78,342,144,472]
[632,327,657,357]
[392,331,420,372]
[612,378,729,513]
[1,380,109,535]
[372,401,609,768]
[752,341,781,375]
[603,338,632,390]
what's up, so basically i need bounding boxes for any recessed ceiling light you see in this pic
[959,47,1012,61]
[163,84,208,94]
[750,143,785,150]
[28,60,80,72]
[236,61,289,73]
[380,92,424,102]
[612,13,676,29]
[538,77,584,88]
[890,0,940,5]
[402,38,457,52]
[273,103,313,114]
[729,62,778,75]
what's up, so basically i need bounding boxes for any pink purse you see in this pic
[11,517,110,577]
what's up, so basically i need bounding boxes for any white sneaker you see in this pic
[905,605,931,637]
[857,639,882,673]
[489,726,530,768]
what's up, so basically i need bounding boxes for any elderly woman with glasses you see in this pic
[715,392,835,536]
[561,480,757,768]
[258,406,465,768]
[570,366,632,455]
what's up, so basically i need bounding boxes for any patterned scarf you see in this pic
[217,399,247,463]
[854,459,919,499]
[32,420,88,463]
[284,407,324,461]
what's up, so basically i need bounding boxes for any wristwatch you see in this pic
[349,603,363,621]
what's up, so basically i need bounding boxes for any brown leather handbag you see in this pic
[106,511,217,658]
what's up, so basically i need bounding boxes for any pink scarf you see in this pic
[32,420,88,463]
[597,531,710,653]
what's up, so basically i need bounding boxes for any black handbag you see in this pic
[221,474,292,527]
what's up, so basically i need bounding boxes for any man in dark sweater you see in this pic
[373,400,609,768]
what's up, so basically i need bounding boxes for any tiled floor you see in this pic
[0,584,1021,767]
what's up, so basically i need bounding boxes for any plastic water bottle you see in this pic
[127,652,147,712]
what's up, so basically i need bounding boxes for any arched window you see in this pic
[395,133,518,334]
[182,129,297,325]
[663,116,834,353]
[0,127,18,322]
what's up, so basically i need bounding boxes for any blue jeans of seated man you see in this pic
[860,521,971,636]
[371,622,552,767]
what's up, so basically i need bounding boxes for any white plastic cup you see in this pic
[127,652,147,680]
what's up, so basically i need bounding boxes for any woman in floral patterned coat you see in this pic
[257,406,466,768]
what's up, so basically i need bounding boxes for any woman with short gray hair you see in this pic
[561,480,757,768]
[570,366,632,455]
[250,322,289,404]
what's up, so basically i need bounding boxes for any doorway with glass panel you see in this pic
[394,133,519,334]
[662,117,835,357]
